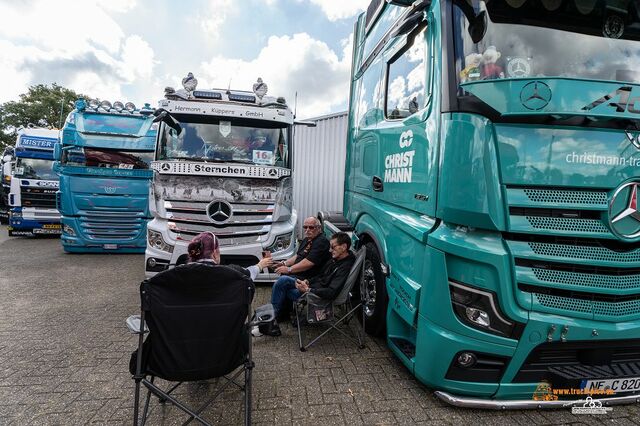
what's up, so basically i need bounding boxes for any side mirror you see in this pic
[153,109,182,135]
[53,143,62,161]
[294,120,317,127]
[2,155,11,163]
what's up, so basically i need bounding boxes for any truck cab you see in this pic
[8,127,61,236]
[338,0,640,407]
[145,75,297,280]
[54,99,157,252]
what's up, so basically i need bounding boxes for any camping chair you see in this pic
[126,263,274,426]
[294,246,366,351]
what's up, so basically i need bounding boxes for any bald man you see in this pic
[262,217,330,335]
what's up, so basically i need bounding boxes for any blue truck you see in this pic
[8,127,61,236]
[54,99,156,252]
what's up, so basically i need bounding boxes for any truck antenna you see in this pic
[294,91,298,119]
[227,79,232,95]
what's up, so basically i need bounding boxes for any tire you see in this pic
[359,242,387,337]
[7,229,13,237]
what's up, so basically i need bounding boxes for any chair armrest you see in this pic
[126,314,149,334]
[250,303,275,326]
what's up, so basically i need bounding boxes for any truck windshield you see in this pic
[63,148,153,170]
[14,158,57,180]
[453,0,640,89]
[158,116,290,168]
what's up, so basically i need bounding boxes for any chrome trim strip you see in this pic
[434,391,640,410]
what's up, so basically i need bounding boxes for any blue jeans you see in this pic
[271,276,302,317]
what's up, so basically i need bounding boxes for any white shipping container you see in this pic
[293,111,348,235]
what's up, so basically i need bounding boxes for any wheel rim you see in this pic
[361,259,377,318]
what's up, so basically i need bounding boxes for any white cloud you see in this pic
[307,0,369,21]
[0,0,157,106]
[200,0,234,40]
[121,36,158,80]
[199,32,353,118]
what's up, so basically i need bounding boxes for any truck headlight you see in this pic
[449,280,524,339]
[10,211,21,219]
[147,229,174,253]
[266,232,293,253]
[63,224,76,236]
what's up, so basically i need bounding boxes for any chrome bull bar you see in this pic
[434,390,640,410]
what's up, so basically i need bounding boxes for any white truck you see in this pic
[145,74,303,280]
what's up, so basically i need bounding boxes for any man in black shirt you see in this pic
[273,217,329,279]
[260,232,354,337]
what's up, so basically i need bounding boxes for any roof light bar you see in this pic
[193,90,222,100]
[229,93,256,103]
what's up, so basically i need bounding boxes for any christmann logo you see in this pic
[174,105,201,113]
[193,164,247,175]
[384,130,415,183]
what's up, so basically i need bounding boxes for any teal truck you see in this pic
[325,0,640,408]
[54,99,156,252]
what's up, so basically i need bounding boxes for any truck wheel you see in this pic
[360,242,387,337]
[7,229,13,237]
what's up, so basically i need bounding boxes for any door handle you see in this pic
[372,176,383,192]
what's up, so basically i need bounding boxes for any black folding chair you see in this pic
[294,246,366,351]
[126,263,274,426]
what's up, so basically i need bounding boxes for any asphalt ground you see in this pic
[0,225,639,425]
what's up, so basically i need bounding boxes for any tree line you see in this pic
[0,84,89,150]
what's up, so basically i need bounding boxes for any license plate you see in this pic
[43,224,61,229]
[103,244,118,250]
[582,377,640,393]
[32,228,62,235]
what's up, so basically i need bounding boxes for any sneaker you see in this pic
[251,326,263,337]
[258,321,281,337]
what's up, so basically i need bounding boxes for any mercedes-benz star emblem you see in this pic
[507,57,531,78]
[269,169,278,177]
[206,200,233,224]
[625,130,640,150]
[609,181,640,241]
[520,81,552,111]
[161,163,171,171]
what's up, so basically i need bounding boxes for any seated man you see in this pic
[261,232,354,337]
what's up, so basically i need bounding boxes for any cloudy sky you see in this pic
[0,0,369,119]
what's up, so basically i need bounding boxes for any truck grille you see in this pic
[78,209,148,241]
[164,199,273,246]
[505,186,640,322]
[513,339,640,384]
[20,187,57,208]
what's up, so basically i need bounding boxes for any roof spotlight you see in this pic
[253,77,268,99]
[100,100,112,111]
[125,102,136,112]
[88,99,100,110]
[182,72,198,92]
[113,101,124,112]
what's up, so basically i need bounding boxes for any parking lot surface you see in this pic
[0,228,639,425]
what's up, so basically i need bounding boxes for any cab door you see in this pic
[376,22,436,217]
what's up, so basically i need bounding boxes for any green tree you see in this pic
[0,83,90,149]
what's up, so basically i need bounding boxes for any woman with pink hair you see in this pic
[187,231,273,280]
